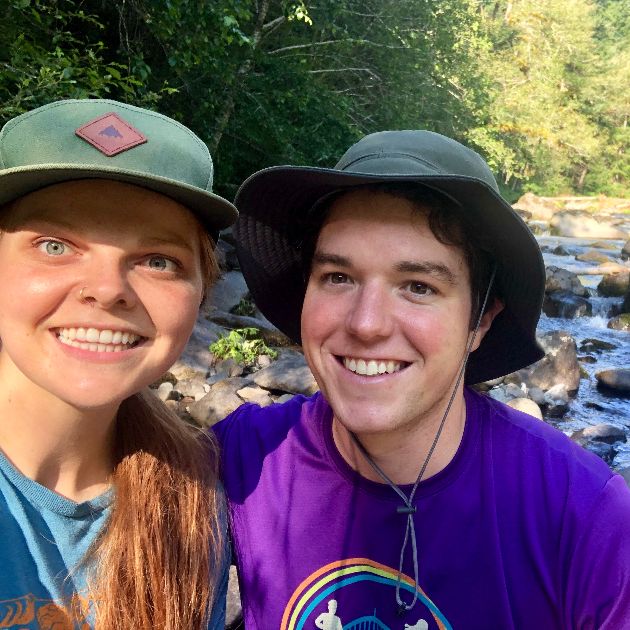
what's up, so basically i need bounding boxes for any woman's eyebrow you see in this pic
[395,260,457,284]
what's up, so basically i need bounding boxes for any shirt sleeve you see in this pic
[565,474,630,629]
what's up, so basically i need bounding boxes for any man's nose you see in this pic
[345,283,393,340]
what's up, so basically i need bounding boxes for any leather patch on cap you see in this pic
[75,112,147,156]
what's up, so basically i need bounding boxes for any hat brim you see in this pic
[235,166,545,384]
[0,164,237,238]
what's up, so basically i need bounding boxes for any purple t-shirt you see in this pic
[215,388,630,629]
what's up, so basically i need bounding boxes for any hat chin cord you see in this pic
[349,266,497,615]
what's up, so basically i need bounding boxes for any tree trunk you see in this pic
[208,0,272,154]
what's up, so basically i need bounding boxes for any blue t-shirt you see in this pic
[0,450,228,629]
[215,388,630,630]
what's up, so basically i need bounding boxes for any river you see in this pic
[536,235,629,469]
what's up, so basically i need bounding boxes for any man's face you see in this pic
[301,190,492,440]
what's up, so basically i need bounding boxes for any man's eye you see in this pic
[406,281,434,296]
[146,256,178,271]
[327,272,348,284]
[37,239,69,256]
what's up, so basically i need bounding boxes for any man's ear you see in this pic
[470,298,504,352]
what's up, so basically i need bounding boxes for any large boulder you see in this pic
[575,250,614,264]
[607,314,630,332]
[188,377,251,426]
[597,272,630,297]
[512,193,559,221]
[206,270,250,314]
[550,212,627,239]
[596,369,630,395]
[545,266,589,296]
[505,330,580,394]
[252,349,319,396]
[543,291,592,318]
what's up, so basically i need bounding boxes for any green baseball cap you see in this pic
[0,99,237,236]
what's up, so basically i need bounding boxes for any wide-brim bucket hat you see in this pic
[0,99,237,238]
[234,130,545,384]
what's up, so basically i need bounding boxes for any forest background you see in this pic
[1,0,628,202]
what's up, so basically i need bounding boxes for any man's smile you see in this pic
[340,356,408,376]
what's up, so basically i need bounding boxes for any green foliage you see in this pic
[1,0,628,197]
[210,327,277,366]
[230,298,257,317]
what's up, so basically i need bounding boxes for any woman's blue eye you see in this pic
[38,240,67,256]
[147,256,177,271]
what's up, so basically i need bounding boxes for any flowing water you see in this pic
[536,235,630,468]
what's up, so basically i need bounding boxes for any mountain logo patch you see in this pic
[75,112,147,156]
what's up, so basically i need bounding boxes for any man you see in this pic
[215,131,630,629]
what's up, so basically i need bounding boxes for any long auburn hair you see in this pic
[84,230,224,629]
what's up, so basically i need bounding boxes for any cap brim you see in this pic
[235,165,545,384]
[0,164,238,237]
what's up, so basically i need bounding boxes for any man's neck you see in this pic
[331,393,467,485]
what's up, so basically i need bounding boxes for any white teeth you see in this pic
[343,357,403,376]
[85,328,99,343]
[56,327,141,353]
[98,330,113,344]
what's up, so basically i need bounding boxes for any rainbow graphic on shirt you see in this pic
[280,558,452,630]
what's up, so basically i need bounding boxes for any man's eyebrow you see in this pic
[137,234,195,253]
[396,260,457,284]
[311,251,352,267]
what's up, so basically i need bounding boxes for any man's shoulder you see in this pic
[213,391,323,448]
[468,388,618,488]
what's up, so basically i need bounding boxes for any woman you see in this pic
[0,99,237,628]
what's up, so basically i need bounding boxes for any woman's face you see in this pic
[0,179,205,410]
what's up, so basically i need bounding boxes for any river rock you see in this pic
[582,441,617,465]
[622,239,630,261]
[575,250,614,264]
[236,385,274,407]
[175,378,209,401]
[596,369,630,395]
[505,330,580,394]
[512,193,559,221]
[226,566,242,628]
[624,287,630,313]
[506,397,543,420]
[607,314,630,332]
[188,377,251,426]
[156,381,174,402]
[545,266,588,296]
[552,245,571,256]
[543,291,592,318]
[597,272,630,297]
[573,423,627,445]
[207,270,249,314]
[550,212,627,239]
[178,319,229,373]
[252,349,318,395]
[579,338,618,353]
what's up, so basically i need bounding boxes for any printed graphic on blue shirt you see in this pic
[0,593,89,629]
[280,558,452,630]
